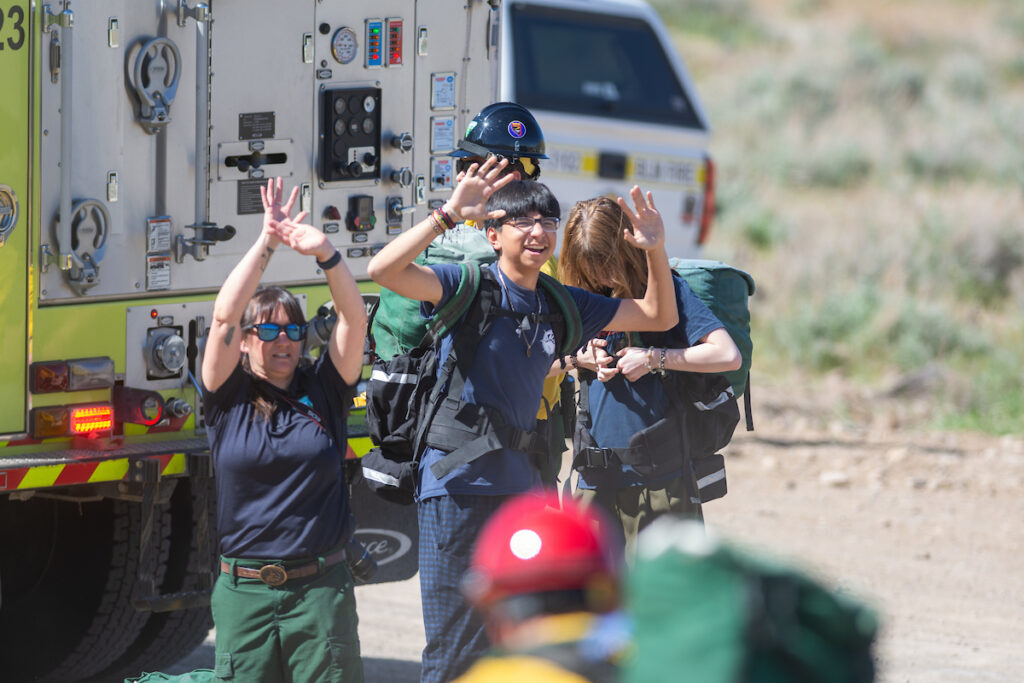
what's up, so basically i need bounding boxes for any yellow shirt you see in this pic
[538,256,564,421]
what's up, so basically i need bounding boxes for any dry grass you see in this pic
[652,0,1024,432]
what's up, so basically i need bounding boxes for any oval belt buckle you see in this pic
[259,564,288,586]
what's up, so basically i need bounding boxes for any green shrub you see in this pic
[649,0,767,46]
[785,144,874,188]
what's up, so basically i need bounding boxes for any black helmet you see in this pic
[451,102,549,161]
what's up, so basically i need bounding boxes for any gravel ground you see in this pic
[165,380,1024,682]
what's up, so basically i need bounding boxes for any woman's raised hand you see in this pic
[446,156,516,222]
[260,177,300,249]
[268,212,334,261]
[618,186,664,252]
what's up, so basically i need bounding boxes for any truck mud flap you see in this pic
[348,479,419,584]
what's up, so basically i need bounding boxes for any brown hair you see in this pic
[240,286,306,420]
[558,197,648,299]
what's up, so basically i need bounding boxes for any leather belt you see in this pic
[220,547,347,587]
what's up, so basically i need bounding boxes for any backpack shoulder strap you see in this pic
[537,272,583,355]
[418,262,481,349]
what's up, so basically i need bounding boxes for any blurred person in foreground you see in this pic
[454,492,628,683]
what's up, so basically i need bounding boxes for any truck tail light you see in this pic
[31,357,115,393]
[70,405,115,434]
[697,155,715,245]
[31,403,114,438]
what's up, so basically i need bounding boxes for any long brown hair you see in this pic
[559,197,648,299]
[240,286,306,420]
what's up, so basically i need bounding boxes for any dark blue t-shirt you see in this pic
[204,351,355,559]
[417,262,619,500]
[579,276,724,489]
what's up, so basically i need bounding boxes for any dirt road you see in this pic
[168,379,1024,681]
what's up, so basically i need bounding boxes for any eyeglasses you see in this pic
[245,322,307,342]
[505,216,560,233]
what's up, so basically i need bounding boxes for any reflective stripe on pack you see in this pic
[696,467,726,490]
[370,368,417,385]
[694,386,734,411]
[362,466,402,488]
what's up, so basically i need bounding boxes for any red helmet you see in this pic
[463,492,620,612]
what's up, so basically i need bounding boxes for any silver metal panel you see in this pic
[40,2,199,301]
[39,0,496,298]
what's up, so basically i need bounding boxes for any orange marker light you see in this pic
[31,406,71,438]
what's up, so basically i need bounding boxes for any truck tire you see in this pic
[91,477,217,682]
[0,494,170,683]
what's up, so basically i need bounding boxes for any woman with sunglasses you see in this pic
[201,177,367,683]
[558,196,741,556]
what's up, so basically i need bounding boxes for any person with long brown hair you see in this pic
[559,195,742,555]
[201,177,367,682]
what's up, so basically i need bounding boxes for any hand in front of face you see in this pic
[577,338,619,382]
[618,186,664,252]
[268,212,335,262]
[261,177,300,249]
[448,155,517,222]
[614,346,653,382]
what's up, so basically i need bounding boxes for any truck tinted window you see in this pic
[510,3,704,129]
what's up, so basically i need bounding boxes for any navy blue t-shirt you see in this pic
[579,276,724,489]
[417,262,619,500]
[204,351,355,559]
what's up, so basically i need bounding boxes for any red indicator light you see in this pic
[70,405,114,434]
[151,309,158,319]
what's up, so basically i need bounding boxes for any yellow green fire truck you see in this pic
[0,1,496,679]
[0,0,711,679]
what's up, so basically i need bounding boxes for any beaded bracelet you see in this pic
[428,211,446,236]
[435,206,458,230]
[658,347,667,375]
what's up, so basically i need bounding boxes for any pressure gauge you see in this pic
[331,27,358,64]
[362,95,376,113]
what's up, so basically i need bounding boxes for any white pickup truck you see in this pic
[503,0,715,256]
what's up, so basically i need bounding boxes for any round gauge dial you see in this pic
[362,95,376,113]
[330,27,358,64]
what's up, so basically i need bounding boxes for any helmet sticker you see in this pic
[465,120,478,136]
[507,120,526,139]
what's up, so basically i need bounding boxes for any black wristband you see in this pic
[316,249,341,271]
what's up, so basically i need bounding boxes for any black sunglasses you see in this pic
[246,322,307,342]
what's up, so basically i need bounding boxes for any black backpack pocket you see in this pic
[362,348,439,505]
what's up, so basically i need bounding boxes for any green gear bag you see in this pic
[625,518,878,683]
[669,258,755,398]
[372,227,497,360]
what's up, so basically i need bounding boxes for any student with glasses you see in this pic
[367,166,678,683]
[200,177,367,683]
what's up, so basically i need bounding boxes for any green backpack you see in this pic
[670,258,755,430]
[626,517,878,683]
[372,227,498,360]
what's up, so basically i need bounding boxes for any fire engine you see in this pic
[0,1,711,680]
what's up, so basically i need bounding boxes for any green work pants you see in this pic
[577,474,703,558]
[211,556,363,683]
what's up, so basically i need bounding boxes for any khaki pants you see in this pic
[576,475,703,557]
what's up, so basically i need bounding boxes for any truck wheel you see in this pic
[91,477,218,681]
[0,494,170,683]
